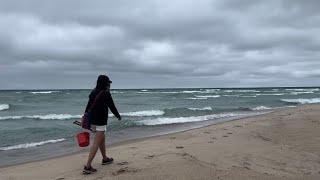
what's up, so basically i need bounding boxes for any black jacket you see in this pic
[85,89,121,125]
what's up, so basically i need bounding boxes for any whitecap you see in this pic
[0,114,81,120]
[195,95,220,98]
[182,90,202,93]
[0,104,9,111]
[119,110,164,117]
[290,91,314,95]
[225,90,260,93]
[185,97,207,100]
[281,98,320,104]
[251,106,273,111]
[188,107,212,111]
[0,139,66,151]
[30,91,60,94]
[138,113,247,125]
[256,93,285,96]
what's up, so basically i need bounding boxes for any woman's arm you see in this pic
[106,92,121,120]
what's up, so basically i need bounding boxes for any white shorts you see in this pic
[91,125,107,132]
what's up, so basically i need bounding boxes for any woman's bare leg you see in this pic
[86,131,104,167]
[99,133,107,160]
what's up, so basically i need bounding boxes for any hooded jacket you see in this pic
[85,88,121,125]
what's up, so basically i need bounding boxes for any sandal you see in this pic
[102,157,114,165]
[83,165,97,174]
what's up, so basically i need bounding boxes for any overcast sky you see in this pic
[0,0,320,89]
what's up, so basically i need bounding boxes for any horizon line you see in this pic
[0,86,319,91]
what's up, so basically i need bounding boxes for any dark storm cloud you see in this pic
[0,0,319,89]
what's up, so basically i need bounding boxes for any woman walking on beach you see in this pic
[83,75,121,174]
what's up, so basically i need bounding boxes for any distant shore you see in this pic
[1,104,320,180]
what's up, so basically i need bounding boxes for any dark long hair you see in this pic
[95,75,110,90]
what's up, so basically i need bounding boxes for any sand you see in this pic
[1,105,320,180]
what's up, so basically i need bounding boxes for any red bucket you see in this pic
[77,132,90,147]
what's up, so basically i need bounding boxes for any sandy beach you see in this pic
[1,105,320,180]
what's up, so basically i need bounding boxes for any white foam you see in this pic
[225,90,260,93]
[256,93,285,96]
[159,91,180,94]
[138,113,247,125]
[285,88,317,91]
[186,97,207,100]
[199,89,220,93]
[141,89,148,92]
[223,95,240,97]
[188,107,212,111]
[290,91,314,95]
[0,139,66,151]
[111,91,124,94]
[0,114,81,120]
[182,90,202,93]
[195,95,220,98]
[240,96,257,98]
[251,106,273,111]
[281,98,320,104]
[0,104,9,111]
[138,91,180,94]
[30,91,60,94]
[120,110,164,117]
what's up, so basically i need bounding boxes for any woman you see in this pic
[83,75,121,174]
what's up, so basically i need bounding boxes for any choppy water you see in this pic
[0,87,319,166]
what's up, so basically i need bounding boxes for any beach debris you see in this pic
[170,137,176,140]
[181,152,189,156]
[176,146,184,149]
[145,155,155,159]
[203,131,211,134]
[117,161,128,165]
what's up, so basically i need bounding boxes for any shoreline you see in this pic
[1,104,320,179]
[0,109,272,168]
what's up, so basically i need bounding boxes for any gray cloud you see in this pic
[0,0,319,89]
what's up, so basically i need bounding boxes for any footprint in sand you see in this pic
[227,132,233,134]
[208,141,214,143]
[211,137,217,139]
[203,131,211,134]
[111,167,138,176]
[222,135,229,137]
[176,146,184,149]
[56,178,65,180]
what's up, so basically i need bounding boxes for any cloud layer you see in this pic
[1,0,320,89]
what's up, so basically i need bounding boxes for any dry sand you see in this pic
[1,105,320,180]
